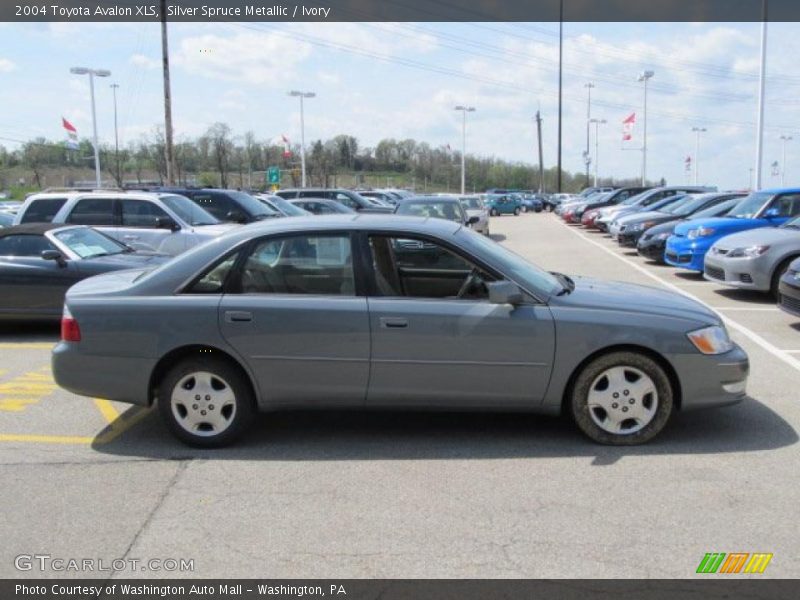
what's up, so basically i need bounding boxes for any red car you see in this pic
[582,207,603,228]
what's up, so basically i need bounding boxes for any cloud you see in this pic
[0,58,16,72]
[130,54,160,70]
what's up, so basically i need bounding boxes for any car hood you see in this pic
[673,216,766,236]
[711,225,800,248]
[553,276,719,326]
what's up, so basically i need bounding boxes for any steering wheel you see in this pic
[456,268,480,299]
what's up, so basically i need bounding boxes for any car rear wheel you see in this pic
[521,205,528,213]
[157,357,255,447]
[513,207,521,216]
[569,351,673,445]
[490,208,499,216]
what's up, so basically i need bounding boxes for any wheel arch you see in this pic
[147,345,258,408]
[560,344,683,414]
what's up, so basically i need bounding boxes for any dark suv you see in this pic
[144,188,280,223]
[276,188,393,213]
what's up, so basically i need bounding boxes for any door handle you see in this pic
[380,317,408,329]
[224,311,253,323]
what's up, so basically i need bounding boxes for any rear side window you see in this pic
[121,199,170,227]
[0,234,55,256]
[20,198,67,224]
[67,198,117,226]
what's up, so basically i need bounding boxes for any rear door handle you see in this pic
[225,311,253,323]
[380,317,408,329]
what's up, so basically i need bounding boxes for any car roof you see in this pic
[761,187,800,194]
[0,223,75,238]
[398,196,460,203]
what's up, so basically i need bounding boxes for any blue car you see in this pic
[665,188,800,271]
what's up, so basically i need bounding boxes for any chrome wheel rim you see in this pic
[170,371,236,437]
[587,366,658,435]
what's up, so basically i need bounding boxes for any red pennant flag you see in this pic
[62,117,77,133]
[622,112,636,141]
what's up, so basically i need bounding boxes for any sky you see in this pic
[0,21,798,189]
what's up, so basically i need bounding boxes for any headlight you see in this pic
[629,221,655,232]
[656,232,671,240]
[726,245,771,258]
[688,226,716,239]
[687,325,734,355]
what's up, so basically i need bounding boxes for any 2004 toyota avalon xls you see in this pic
[52,215,749,447]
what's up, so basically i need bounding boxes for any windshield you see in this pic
[690,198,739,219]
[461,228,560,296]
[670,194,714,216]
[160,194,219,226]
[226,191,276,218]
[782,215,800,229]
[460,196,483,209]
[54,227,127,258]
[728,192,773,219]
[265,195,308,216]
[654,195,690,213]
[621,191,647,206]
[397,201,462,222]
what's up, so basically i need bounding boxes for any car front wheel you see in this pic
[513,207,521,216]
[569,351,673,445]
[157,357,255,447]
[490,208,499,216]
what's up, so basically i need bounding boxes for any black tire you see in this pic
[770,256,797,299]
[513,207,521,216]
[157,356,255,448]
[569,351,674,445]
[490,208,499,217]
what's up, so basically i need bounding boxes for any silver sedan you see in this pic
[53,216,748,447]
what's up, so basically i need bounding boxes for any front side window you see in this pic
[236,234,354,296]
[20,198,67,224]
[334,193,358,210]
[66,198,117,226]
[120,199,170,228]
[368,235,493,300]
[771,194,800,217]
[0,234,55,256]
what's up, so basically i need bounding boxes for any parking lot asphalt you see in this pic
[1,212,799,579]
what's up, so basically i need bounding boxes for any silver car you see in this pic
[52,216,748,447]
[459,195,490,235]
[704,216,800,296]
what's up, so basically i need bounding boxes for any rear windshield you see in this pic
[20,197,67,223]
[160,195,219,226]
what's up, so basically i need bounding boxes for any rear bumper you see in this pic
[671,344,749,410]
[52,342,154,406]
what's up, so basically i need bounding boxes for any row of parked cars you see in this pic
[556,185,800,318]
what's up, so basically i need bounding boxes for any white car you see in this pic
[459,194,490,235]
[14,191,238,256]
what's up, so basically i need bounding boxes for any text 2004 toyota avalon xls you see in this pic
[52,215,748,447]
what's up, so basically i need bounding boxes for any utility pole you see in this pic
[590,118,606,187]
[535,110,544,193]
[692,127,707,185]
[289,90,316,187]
[161,0,177,185]
[780,134,793,186]
[110,83,120,185]
[638,70,654,185]
[584,82,594,186]
[70,66,110,189]
[454,105,476,194]
[754,0,768,190]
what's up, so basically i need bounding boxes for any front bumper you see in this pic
[617,229,644,247]
[671,343,749,410]
[664,238,708,272]
[702,252,771,291]
[637,236,667,261]
[778,277,800,317]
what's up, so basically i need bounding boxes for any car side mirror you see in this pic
[155,216,180,231]
[41,249,66,267]
[225,210,248,224]
[487,281,524,305]
[467,215,480,226]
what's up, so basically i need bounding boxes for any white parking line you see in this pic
[558,220,800,374]
[710,307,781,312]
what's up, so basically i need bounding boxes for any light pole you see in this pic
[589,118,606,187]
[289,90,316,187]
[691,127,707,185]
[454,105,476,194]
[780,134,793,186]
[754,1,768,190]
[70,67,111,188]
[110,83,120,185]
[638,70,654,186]
[584,82,595,185]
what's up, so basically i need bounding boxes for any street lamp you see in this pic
[454,105,476,194]
[288,90,316,187]
[780,134,793,186]
[70,67,111,188]
[589,118,607,187]
[637,70,654,186]
[110,83,120,184]
[691,127,707,185]
[584,82,595,185]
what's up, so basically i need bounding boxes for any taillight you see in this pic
[61,305,81,342]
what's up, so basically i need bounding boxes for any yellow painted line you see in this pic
[0,433,95,444]
[93,399,121,425]
[0,343,55,349]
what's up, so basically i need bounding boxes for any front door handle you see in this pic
[225,311,253,323]
[380,317,408,329]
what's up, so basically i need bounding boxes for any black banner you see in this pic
[3,580,800,600]
[3,0,800,23]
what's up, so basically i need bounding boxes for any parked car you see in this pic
[14,191,237,256]
[615,192,746,248]
[459,195,490,235]
[547,193,578,212]
[52,215,748,447]
[579,186,616,197]
[637,197,744,263]
[359,190,399,206]
[484,194,522,216]
[703,214,800,296]
[0,224,169,320]
[276,188,393,213]
[254,194,311,217]
[576,187,652,226]
[0,212,14,228]
[145,187,281,223]
[394,196,478,228]
[608,194,692,240]
[289,198,357,215]
[665,188,800,272]
[514,194,543,213]
[594,186,715,232]
[777,257,800,317]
